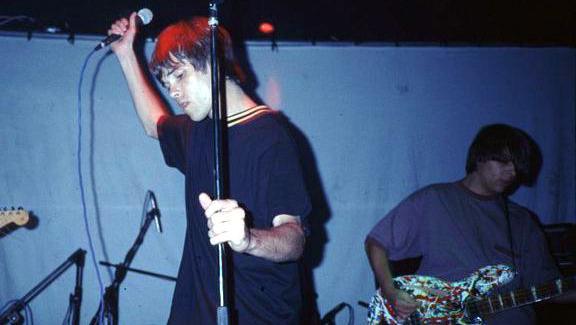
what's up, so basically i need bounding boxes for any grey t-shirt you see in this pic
[367,182,560,324]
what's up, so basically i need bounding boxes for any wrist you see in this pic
[115,48,137,65]
[232,227,252,254]
[242,227,253,253]
[381,286,398,300]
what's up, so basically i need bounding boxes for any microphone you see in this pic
[94,8,153,51]
[148,190,163,233]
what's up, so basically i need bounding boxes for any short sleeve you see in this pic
[518,214,561,286]
[366,194,424,260]
[262,138,311,234]
[157,115,191,174]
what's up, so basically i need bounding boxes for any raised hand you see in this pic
[107,12,139,55]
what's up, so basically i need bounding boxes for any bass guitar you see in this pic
[368,264,575,324]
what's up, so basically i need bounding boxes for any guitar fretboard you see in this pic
[466,276,575,316]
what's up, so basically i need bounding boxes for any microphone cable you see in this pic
[76,49,105,325]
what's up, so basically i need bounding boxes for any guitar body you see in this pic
[368,265,515,324]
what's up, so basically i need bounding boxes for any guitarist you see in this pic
[365,124,574,324]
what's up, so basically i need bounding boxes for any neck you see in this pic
[460,174,498,197]
[223,80,258,117]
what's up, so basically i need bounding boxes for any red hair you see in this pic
[149,17,244,83]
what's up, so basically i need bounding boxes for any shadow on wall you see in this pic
[232,41,332,323]
[282,114,332,324]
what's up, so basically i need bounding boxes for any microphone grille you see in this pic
[137,8,154,25]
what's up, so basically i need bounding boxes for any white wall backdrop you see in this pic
[0,33,574,324]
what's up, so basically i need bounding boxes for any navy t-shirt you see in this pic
[158,107,311,324]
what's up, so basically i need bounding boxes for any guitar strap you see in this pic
[501,195,518,277]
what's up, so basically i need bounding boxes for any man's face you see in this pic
[474,160,517,195]
[161,58,212,122]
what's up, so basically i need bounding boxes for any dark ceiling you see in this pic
[1,0,574,45]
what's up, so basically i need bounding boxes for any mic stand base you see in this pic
[0,249,86,325]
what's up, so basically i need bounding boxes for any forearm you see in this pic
[365,238,396,297]
[116,51,169,138]
[244,222,305,263]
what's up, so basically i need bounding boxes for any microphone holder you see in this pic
[89,208,159,325]
[0,249,86,325]
[208,1,230,325]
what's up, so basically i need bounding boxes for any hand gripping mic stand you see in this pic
[0,249,86,325]
[208,1,230,325]
[89,191,161,325]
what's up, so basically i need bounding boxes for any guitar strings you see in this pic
[470,277,575,315]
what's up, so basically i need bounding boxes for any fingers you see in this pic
[107,12,139,50]
[198,192,212,210]
[198,193,249,251]
[207,212,246,245]
[108,17,129,37]
[128,12,138,29]
[199,193,239,217]
[393,290,419,320]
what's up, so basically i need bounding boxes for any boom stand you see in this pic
[89,208,159,325]
[0,249,86,325]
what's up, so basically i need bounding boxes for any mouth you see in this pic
[178,101,190,110]
[501,179,515,187]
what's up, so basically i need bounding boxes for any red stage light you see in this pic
[258,22,275,35]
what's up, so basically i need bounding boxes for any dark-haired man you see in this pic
[108,14,310,324]
[365,124,571,324]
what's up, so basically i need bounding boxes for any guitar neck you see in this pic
[468,276,576,316]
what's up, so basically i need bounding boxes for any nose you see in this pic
[168,84,180,99]
[505,162,516,177]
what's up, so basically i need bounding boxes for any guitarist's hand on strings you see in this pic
[385,288,419,321]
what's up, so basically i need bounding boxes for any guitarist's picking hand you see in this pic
[388,289,418,320]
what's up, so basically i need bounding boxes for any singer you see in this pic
[107,13,311,325]
[364,124,574,324]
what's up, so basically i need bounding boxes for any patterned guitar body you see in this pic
[367,265,515,324]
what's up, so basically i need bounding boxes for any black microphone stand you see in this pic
[208,1,230,325]
[0,249,86,325]
[89,207,159,325]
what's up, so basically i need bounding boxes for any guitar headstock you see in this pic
[0,207,30,226]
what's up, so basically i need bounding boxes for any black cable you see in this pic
[501,196,518,275]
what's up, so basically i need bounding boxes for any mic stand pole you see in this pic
[208,1,229,325]
[0,249,86,325]
[89,209,158,325]
[70,249,86,325]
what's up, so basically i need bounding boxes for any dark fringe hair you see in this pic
[465,124,542,186]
